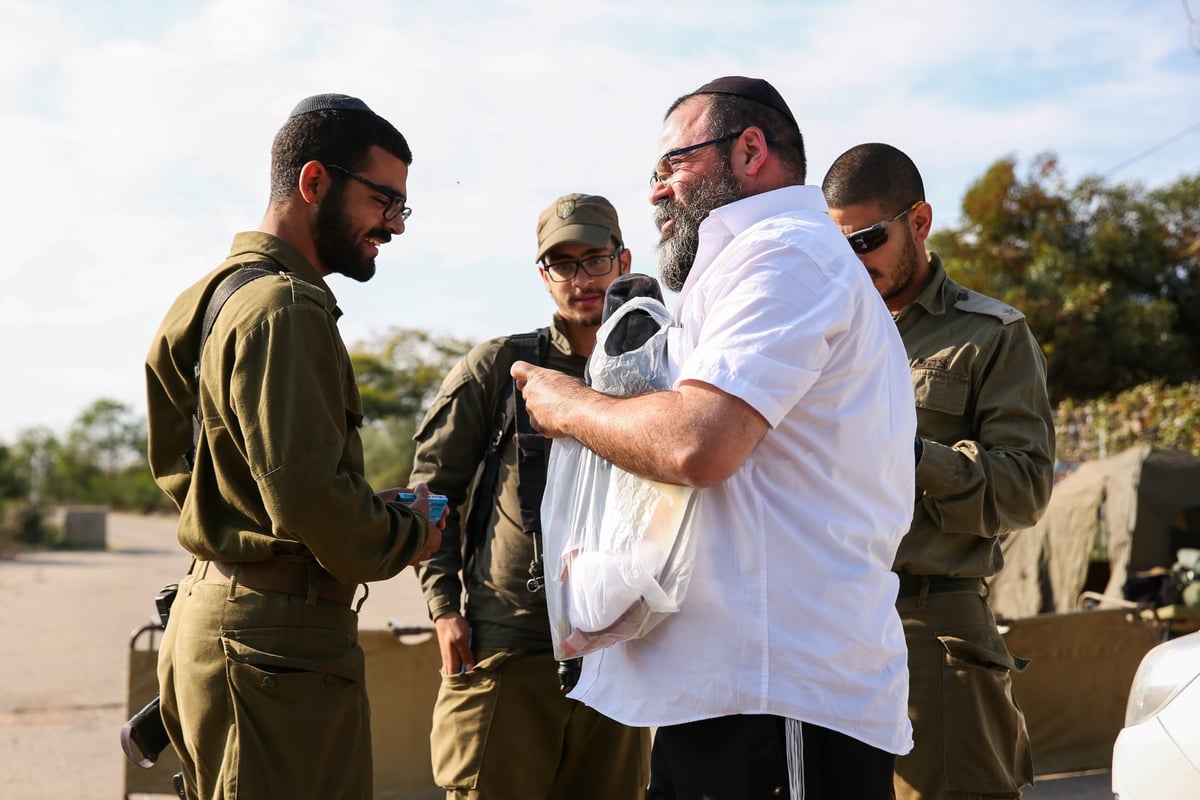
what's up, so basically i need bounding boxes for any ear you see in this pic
[296,160,328,206]
[910,201,933,247]
[618,247,632,275]
[733,127,771,179]
[537,265,553,292]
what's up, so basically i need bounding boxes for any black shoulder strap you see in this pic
[462,327,551,573]
[511,327,552,536]
[187,263,283,468]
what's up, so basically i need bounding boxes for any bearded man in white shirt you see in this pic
[512,76,916,800]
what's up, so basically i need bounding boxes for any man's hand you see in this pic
[379,483,445,565]
[433,611,475,675]
[511,360,589,438]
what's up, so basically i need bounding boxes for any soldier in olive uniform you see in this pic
[411,194,651,800]
[824,143,1055,800]
[145,94,442,800]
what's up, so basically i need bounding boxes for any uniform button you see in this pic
[263,675,277,687]
[325,674,335,685]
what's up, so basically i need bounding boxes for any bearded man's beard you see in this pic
[654,160,743,292]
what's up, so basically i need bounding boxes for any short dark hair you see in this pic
[269,108,413,203]
[666,92,807,183]
[822,143,925,212]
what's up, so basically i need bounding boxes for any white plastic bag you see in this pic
[542,297,698,659]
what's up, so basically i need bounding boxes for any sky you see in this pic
[3,0,1199,442]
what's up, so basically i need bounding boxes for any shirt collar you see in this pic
[680,185,829,304]
[702,185,829,239]
[907,251,951,318]
[226,231,341,316]
[550,314,580,356]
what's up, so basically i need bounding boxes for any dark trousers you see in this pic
[647,713,896,800]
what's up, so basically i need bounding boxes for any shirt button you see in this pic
[263,675,277,687]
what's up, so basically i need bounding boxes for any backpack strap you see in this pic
[186,263,283,469]
[461,327,551,585]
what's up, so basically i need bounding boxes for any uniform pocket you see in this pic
[221,626,370,799]
[429,649,513,790]
[938,625,1033,794]
[913,367,969,416]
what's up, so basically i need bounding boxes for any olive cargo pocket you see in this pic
[913,367,969,416]
[938,625,1034,794]
[221,626,370,799]
[429,649,514,790]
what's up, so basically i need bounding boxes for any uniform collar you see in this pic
[226,231,342,317]
[906,251,956,318]
[550,314,582,356]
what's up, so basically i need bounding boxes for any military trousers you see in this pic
[429,648,650,800]
[894,582,1033,800]
[157,566,371,800]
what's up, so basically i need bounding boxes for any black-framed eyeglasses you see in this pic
[650,129,746,186]
[326,163,412,221]
[844,200,922,254]
[541,247,624,283]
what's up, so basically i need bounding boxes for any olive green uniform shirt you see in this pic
[411,320,583,651]
[144,231,430,581]
[897,253,1055,577]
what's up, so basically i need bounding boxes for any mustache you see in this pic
[654,199,679,232]
[368,228,392,244]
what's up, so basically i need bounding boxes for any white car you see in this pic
[1111,629,1200,798]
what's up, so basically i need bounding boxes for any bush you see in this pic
[1055,381,1200,465]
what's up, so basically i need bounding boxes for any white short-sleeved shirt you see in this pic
[570,185,916,755]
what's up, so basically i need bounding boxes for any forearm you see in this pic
[916,436,1053,536]
[515,363,765,488]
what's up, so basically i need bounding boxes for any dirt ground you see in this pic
[0,511,431,800]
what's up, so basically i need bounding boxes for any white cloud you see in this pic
[3,0,1198,439]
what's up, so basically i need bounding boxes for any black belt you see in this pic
[896,574,983,600]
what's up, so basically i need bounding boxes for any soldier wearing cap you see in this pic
[145,93,442,799]
[824,143,1054,800]
[512,77,916,798]
[410,193,650,800]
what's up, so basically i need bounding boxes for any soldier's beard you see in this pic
[314,182,386,283]
[655,161,743,293]
[879,223,921,306]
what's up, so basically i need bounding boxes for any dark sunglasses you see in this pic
[845,200,922,254]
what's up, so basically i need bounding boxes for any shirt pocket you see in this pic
[912,366,969,416]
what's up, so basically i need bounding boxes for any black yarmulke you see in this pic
[288,93,374,118]
[692,76,797,130]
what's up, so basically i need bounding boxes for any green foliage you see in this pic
[350,327,473,487]
[930,154,1200,403]
[361,417,419,491]
[3,400,166,515]
[0,444,29,501]
[351,327,473,423]
[1055,381,1200,465]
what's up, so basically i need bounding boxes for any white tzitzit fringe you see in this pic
[785,717,805,799]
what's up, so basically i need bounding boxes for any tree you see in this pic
[929,155,1200,403]
[23,399,165,510]
[351,327,473,422]
[0,444,29,502]
[349,328,474,487]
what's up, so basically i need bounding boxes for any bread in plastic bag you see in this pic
[542,295,698,659]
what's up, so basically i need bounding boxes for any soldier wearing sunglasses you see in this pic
[824,143,1055,800]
